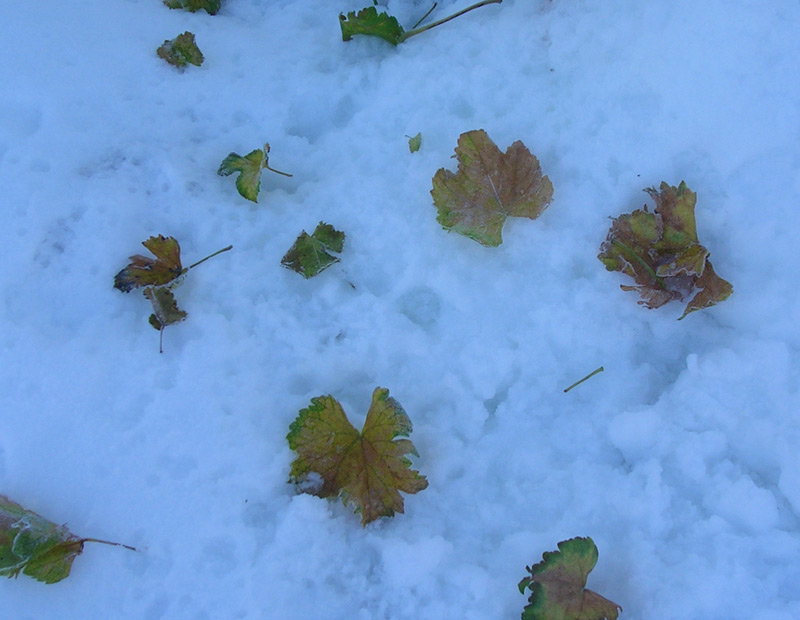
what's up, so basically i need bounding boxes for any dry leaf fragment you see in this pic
[598,181,733,318]
[518,537,621,620]
[431,129,553,246]
[287,387,428,526]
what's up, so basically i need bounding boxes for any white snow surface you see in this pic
[2,1,800,618]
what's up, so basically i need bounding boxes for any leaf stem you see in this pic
[563,366,604,393]
[187,245,233,270]
[411,2,438,29]
[83,538,138,552]
[264,164,293,178]
[400,0,502,42]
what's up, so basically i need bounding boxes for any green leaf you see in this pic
[157,32,204,70]
[339,6,405,46]
[145,287,188,330]
[287,387,428,526]
[431,129,553,246]
[163,0,221,15]
[407,132,422,153]
[0,495,133,584]
[218,143,291,203]
[518,537,621,620]
[281,222,346,278]
[598,181,733,318]
[113,235,185,293]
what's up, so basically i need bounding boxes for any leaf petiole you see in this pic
[399,0,502,42]
[411,2,438,30]
[82,538,138,552]
[563,366,604,393]
[187,245,233,270]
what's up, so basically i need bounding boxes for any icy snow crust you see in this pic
[1,0,800,618]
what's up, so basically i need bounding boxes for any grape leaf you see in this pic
[218,143,292,203]
[281,222,345,279]
[157,32,204,70]
[407,132,422,153]
[339,5,404,45]
[0,495,134,584]
[431,129,553,246]
[518,537,621,620]
[113,234,185,293]
[287,387,428,526]
[598,181,733,319]
[114,237,231,352]
[163,0,221,15]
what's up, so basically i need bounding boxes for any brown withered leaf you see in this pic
[598,181,732,319]
[431,129,553,246]
[114,235,185,292]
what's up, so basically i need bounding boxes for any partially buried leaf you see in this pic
[287,387,428,526]
[113,235,185,293]
[518,537,621,620]
[431,129,553,246]
[0,495,134,584]
[281,222,345,278]
[339,6,405,46]
[598,181,733,319]
[145,287,188,331]
[157,32,204,69]
[407,132,422,153]
[163,0,221,14]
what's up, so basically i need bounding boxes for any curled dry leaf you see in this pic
[431,129,553,246]
[598,181,733,319]
[287,387,428,526]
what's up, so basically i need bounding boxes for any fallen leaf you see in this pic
[407,132,422,153]
[218,143,291,203]
[113,235,185,293]
[0,495,134,584]
[287,387,428,526]
[157,32,204,69]
[431,129,553,246]
[598,181,733,318]
[163,0,221,14]
[339,5,405,45]
[281,222,345,278]
[518,537,621,620]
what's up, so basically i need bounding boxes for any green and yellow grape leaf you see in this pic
[281,222,345,278]
[0,495,134,584]
[598,181,733,319]
[518,537,621,620]
[339,5,405,45]
[218,143,292,203]
[113,234,185,293]
[157,32,204,70]
[407,132,422,153]
[431,129,553,246]
[287,387,428,526]
[163,0,221,15]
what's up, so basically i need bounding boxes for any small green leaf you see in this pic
[519,537,621,620]
[287,387,428,526]
[407,132,422,153]
[218,143,291,203]
[281,222,346,278]
[0,495,133,584]
[163,0,221,15]
[144,287,188,330]
[157,32,204,69]
[339,6,405,45]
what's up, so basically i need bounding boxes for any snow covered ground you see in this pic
[2,0,800,618]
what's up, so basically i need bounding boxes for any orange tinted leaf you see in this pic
[287,387,428,526]
[114,235,185,292]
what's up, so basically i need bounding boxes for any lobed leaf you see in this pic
[431,129,553,246]
[287,387,428,526]
[339,6,405,46]
[518,537,621,620]
[163,0,221,15]
[157,32,204,69]
[218,148,265,203]
[281,222,346,278]
[113,235,185,292]
[598,181,733,318]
